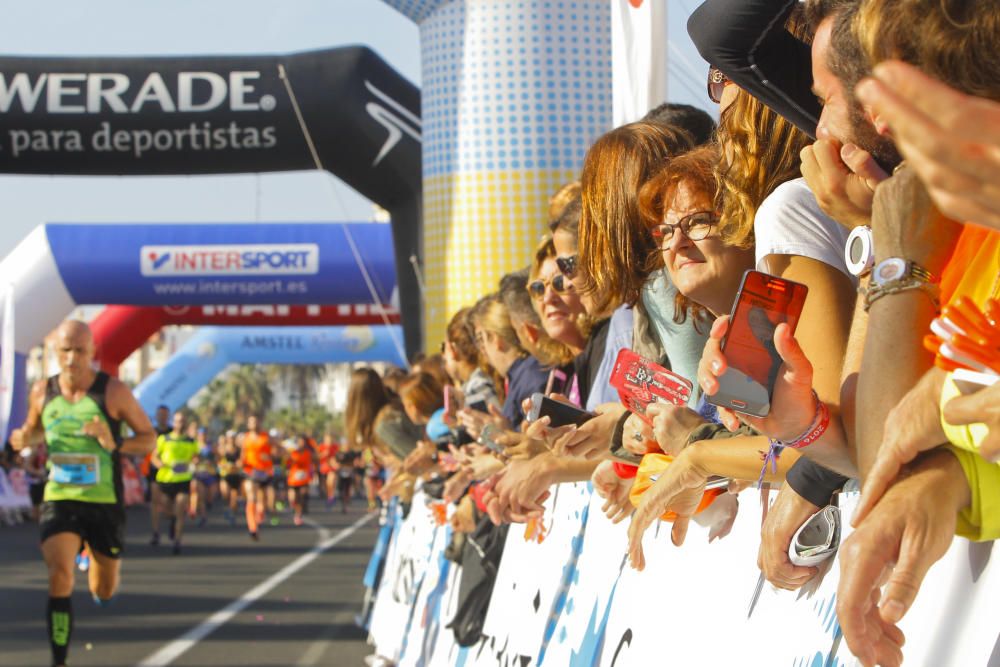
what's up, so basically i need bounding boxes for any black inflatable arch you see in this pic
[0,46,423,354]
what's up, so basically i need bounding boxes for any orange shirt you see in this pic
[287,448,313,487]
[935,227,1000,368]
[243,432,273,473]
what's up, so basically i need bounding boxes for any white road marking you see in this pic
[137,513,374,667]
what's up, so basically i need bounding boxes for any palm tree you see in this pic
[193,365,273,430]
[266,364,327,411]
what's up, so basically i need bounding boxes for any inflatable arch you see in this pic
[133,325,406,415]
[0,46,424,354]
[91,303,401,375]
[382,0,613,349]
[0,222,397,430]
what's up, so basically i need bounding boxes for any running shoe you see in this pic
[150,532,160,547]
[172,541,182,556]
[293,516,303,526]
[168,517,177,540]
[75,551,90,572]
[249,531,259,541]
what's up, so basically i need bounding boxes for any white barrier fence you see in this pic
[367,484,1000,666]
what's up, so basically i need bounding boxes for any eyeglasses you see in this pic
[651,211,719,245]
[555,254,578,279]
[527,273,573,301]
[707,66,731,104]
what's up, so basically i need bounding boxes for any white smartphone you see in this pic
[953,368,1000,395]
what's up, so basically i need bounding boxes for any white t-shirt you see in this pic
[753,177,855,284]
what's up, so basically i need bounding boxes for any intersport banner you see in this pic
[0,47,424,354]
[45,223,396,306]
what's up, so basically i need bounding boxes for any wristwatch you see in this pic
[844,226,874,277]
[871,257,935,287]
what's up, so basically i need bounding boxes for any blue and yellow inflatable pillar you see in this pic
[383,0,612,350]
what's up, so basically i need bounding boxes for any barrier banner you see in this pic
[368,486,1000,666]
[474,482,592,666]
[370,491,441,664]
[540,491,630,667]
[399,520,453,667]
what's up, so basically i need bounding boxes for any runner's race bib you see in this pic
[292,470,309,483]
[172,462,190,474]
[252,469,271,483]
[50,453,100,486]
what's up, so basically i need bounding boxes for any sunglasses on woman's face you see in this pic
[555,254,578,279]
[707,66,731,104]
[527,273,573,300]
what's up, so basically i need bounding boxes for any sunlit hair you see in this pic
[412,353,451,389]
[345,368,389,448]
[714,88,811,249]
[528,236,589,365]
[578,121,695,316]
[446,307,481,367]
[398,371,444,421]
[472,295,525,358]
[638,145,720,333]
[548,181,582,229]
[469,293,508,399]
[856,0,1000,102]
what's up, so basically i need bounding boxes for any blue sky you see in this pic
[0,0,710,259]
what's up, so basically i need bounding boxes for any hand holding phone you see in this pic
[705,271,808,417]
[526,393,595,428]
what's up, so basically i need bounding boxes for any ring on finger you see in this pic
[632,430,644,442]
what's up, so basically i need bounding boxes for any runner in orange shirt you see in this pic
[286,435,315,526]
[315,432,340,507]
[240,416,273,541]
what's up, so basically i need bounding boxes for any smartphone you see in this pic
[545,369,569,396]
[707,270,808,417]
[526,393,595,428]
[478,423,505,455]
[467,400,489,414]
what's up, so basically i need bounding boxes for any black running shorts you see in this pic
[40,500,125,559]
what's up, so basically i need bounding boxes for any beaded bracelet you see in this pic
[757,390,830,486]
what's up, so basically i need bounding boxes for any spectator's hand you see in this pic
[647,403,707,456]
[465,452,505,481]
[801,135,889,229]
[869,163,963,278]
[451,494,477,533]
[554,403,627,459]
[838,449,969,667]
[856,60,1000,231]
[758,484,821,590]
[621,413,656,456]
[854,367,948,525]
[82,415,116,452]
[443,468,472,503]
[626,449,708,570]
[697,317,818,441]
[402,440,438,476]
[484,454,555,524]
[497,418,567,461]
[943,380,1000,462]
[592,460,634,524]
[458,404,509,440]
[9,428,26,451]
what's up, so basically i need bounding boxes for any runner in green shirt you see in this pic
[10,320,155,667]
[151,411,198,555]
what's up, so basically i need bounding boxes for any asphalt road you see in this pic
[0,493,380,667]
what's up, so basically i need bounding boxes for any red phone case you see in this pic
[610,349,692,425]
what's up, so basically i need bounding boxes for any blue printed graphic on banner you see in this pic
[45,222,396,306]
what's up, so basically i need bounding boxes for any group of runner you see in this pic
[6,318,385,667]
[143,410,375,545]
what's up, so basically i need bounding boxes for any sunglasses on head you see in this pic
[528,273,573,300]
[555,254,578,279]
[707,66,732,104]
